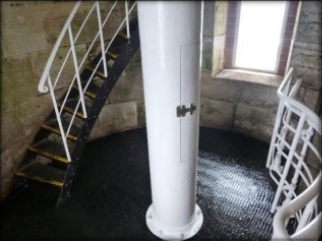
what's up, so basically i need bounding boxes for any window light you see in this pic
[234,1,287,72]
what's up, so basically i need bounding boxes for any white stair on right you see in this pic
[266,67,321,240]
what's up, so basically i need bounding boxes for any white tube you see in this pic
[137,2,203,240]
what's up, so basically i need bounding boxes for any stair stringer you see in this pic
[57,21,140,206]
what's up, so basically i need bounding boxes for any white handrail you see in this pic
[38,1,82,93]
[272,172,321,240]
[37,1,137,162]
[277,68,321,134]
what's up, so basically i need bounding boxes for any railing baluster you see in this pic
[125,1,130,41]
[68,25,87,118]
[59,77,77,116]
[68,1,136,127]
[96,2,108,77]
[53,50,72,90]
[104,2,136,57]
[47,75,71,162]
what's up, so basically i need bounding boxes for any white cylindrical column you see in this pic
[137,2,203,240]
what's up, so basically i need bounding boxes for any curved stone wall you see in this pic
[1,1,320,200]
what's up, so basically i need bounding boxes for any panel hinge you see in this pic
[177,103,196,117]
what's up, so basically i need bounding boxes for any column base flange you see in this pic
[145,204,203,240]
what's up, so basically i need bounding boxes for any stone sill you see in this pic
[213,69,284,88]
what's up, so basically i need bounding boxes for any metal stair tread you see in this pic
[42,119,80,141]
[118,32,129,40]
[58,98,91,119]
[15,161,65,187]
[107,51,118,59]
[85,64,107,79]
[73,80,101,99]
[29,139,70,164]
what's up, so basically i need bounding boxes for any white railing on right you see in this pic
[266,67,321,240]
[37,1,137,162]
[272,172,321,240]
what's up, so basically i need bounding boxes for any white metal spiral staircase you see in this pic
[267,67,321,240]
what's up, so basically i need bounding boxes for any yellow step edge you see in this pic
[28,146,69,164]
[107,51,117,59]
[86,65,106,79]
[15,172,64,187]
[119,32,129,40]
[41,124,78,142]
[58,104,86,119]
[72,85,97,99]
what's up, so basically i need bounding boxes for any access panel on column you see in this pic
[180,44,200,163]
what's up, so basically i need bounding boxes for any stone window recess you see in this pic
[224,1,299,75]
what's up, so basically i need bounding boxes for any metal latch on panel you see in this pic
[177,103,196,117]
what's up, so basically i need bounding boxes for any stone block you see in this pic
[109,70,144,104]
[1,109,27,152]
[296,32,321,47]
[293,41,321,53]
[298,1,321,24]
[1,149,15,178]
[1,3,48,58]
[213,35,226,51]
[214,1,228,36]
[8,137,33,168]
[17,94,54,136]
[215,69,283,87]
[202,41,214,71]
[124,49,142,72]
[1,56,39,111]
[42,4,90,47]
[136,100,146,127]
[0,173,14,202]
[295,6,321,46]
[200,98,235,130]
[42,2,124,48]
[290,47,321,71]
[303,88,321,113]
[234,103,277,142]
[212,57,224,77]
[100,2,127,33]
[201,72,243,103]
[38,1,84,20]
[98,101,138,135]
[88,119,105,142]
[240,83,279,108]
[212,35,226,75]
[291,63,322,90]
[203,1,215,38]
[0,148,16,200]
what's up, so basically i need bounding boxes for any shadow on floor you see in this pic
[1,127,276,240]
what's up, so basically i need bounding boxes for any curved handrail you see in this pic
[277,67,321,135]
[38,1,81,93]
[272,172,321,240]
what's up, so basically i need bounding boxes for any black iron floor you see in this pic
[1,127,276,240]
